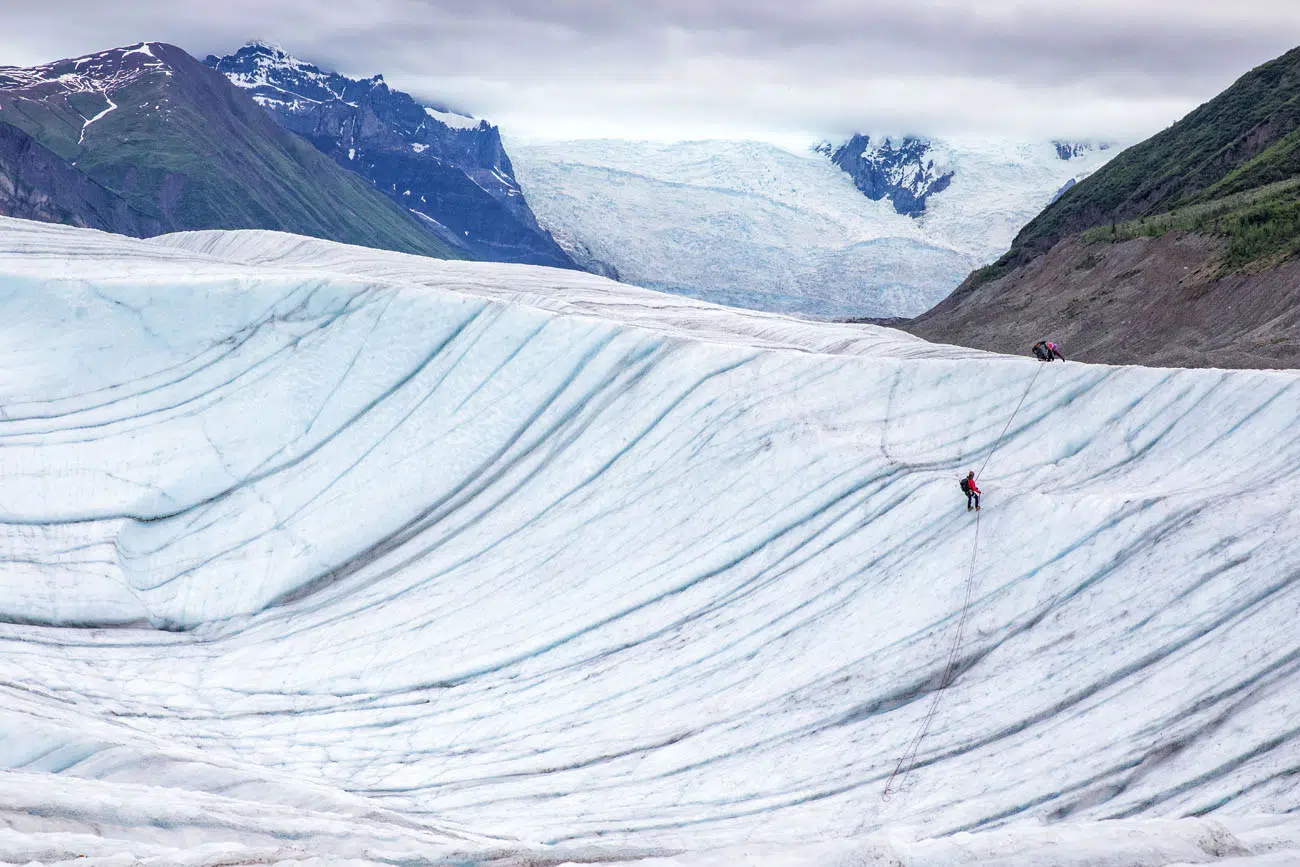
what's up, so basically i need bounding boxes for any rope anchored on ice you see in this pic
[882,362,1044,800]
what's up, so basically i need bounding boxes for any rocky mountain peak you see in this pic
[823,133,955,217]
[208,43,472,131]
[206,43,575,269]
[242,39,287,56]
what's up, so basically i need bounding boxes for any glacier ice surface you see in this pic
[1,217,1298,864]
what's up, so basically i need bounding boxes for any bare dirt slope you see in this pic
[902,232,1300,369]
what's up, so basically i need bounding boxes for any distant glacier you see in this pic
[509,137,1115,318]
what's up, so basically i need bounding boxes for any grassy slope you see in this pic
[1084,177,1300,270]
[0,45,460,259]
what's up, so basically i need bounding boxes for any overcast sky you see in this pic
[3,0,1300,144]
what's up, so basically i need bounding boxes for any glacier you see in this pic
[507,138,1115,319]
[1,216,1300,865]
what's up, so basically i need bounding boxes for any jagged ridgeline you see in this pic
[206,42,575,269]
[0,43,462,258]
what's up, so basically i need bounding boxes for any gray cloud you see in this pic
[2,0,1299,142]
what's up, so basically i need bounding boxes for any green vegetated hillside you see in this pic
[0,43,460,258]
[979,45,1300,283]
[905,43,1300,370]
[1082,177,1300,271]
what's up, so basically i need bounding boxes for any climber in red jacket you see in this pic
[960,471,981,511]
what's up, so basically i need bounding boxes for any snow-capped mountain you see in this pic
[5,217,1300,864]
[0,43,177,166]
[0,41,171,109]
[0,42,459,258]
[207,42,575,268]
[509,137,1117,318]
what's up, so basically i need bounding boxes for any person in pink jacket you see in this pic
[1033,340,1066,361]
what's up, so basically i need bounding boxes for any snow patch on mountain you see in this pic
[915,138,1115,259]
[0,42,171,107]
[425,105,483,130]
[1054,140,1112,161]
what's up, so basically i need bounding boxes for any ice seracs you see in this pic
[1,217,1299,865]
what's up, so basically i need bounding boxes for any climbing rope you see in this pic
[882,362,1044,800]
[978,363,1045,480]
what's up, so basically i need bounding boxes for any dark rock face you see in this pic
[821,134,954,217]
[1052,141,1113,161]
[207,43,576,269]
[0,120,160,235]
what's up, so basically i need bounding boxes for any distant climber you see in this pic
[960,471,981,511]
[1032,341,1066,362]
